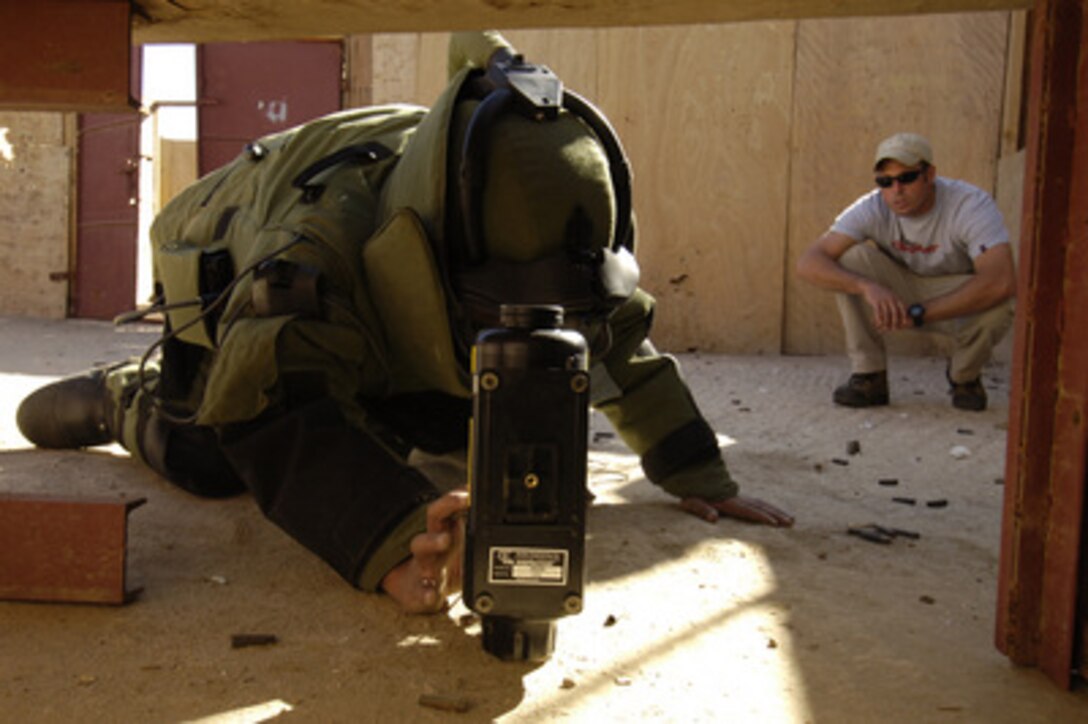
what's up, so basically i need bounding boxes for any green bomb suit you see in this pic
[24,32,739,590]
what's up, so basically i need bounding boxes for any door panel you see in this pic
[197,42,343,175]
[73,56,141,319]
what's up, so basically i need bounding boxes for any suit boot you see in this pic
[16,367,118,449]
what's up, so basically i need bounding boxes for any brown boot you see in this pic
[833,371,889,408]
[949,377,987,411]
[16,368,116,449]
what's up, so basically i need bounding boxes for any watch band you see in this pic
[908,303,926,327]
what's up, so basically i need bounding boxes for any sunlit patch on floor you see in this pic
[396,634,443,648]
[182,698,293,723]
[505,540,811,722]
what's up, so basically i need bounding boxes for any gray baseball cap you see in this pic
[873,132,934,170]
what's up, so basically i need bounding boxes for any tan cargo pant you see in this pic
[835,243,1015,383]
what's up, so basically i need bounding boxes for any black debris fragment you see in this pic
[846,440,861,455]
[848,526,892,544]
[847,524,921,544]
[831,458,850,466]
[926,499,949,508]
[892,497,917,505]
[878,478,899,487]
[231,633,278,649]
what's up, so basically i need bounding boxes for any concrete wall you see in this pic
[0,112,71,318]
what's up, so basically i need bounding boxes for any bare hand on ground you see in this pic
[680,495,795,527]
[381,488,469,614]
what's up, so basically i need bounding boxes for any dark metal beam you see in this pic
[996,0,1088,689]
[0,0,134,113]
[0,494,146,605]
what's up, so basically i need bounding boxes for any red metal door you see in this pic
[73,60,141,319]
[196,41,343,175]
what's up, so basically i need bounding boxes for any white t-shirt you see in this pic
[830,177,1009,276]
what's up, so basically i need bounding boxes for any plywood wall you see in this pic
[359,12,1018,357]
[0,112,71,318]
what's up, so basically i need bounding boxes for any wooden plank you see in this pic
[598,24,795,354]
[154,139,197,215]
[999,10,1029,157]
[783,12,1009,356]
[345,35,375,108]
[0,0,133,113]
[132,0,1032,43]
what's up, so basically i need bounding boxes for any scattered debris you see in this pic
[919,595,936,605]
[614,675,633,686]
[813,463,824,473]
[956,428,974,435]
[668,273,688,285]
[767,638,779,649]
[592,431,615,443]
[231,633,278,649]
[831,458,850,466]
[207,575,229,585]
[949,445,971,459]
[560,678,577,690]
[603,614,618,627]
[878,478,899,487]
[994,477,1005,485]
[846,440,861,455]
[926,499,949,509]
[892,497,917,506]
[848,525,892,544]
[76,675,97,686]
[418,693,473,713]
[847,524,921,544]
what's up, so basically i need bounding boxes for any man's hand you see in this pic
[680,495,795,527]
[860,280,911,331]
[380,489,469,614]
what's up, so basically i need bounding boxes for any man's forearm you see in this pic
[796,247,872,296]
[923,272,1015,322]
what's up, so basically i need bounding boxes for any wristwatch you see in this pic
[907,303,926,328]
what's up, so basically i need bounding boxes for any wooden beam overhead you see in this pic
[0,0,134,113]
[132,0,1032,44]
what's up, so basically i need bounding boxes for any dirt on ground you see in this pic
[2,316,1087,723]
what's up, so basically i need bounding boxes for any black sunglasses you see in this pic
[875,169,924,188]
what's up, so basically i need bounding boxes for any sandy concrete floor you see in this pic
[1,315,1086,723]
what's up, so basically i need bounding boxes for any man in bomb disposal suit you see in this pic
[17,31,793,613]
